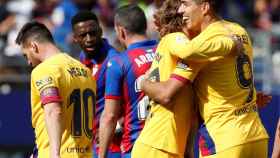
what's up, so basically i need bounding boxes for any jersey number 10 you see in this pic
[69,88,95,139]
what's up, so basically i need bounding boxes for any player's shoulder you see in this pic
[108,44,119,54]
[225,20,247,32]
[158,32,189,51]
[31,58,57,77]
[107,47,120,59]
[107,53,125,67]
[161,32,189,42]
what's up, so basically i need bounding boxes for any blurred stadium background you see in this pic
[0,0,279,157]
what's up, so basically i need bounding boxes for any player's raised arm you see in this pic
[138,33,201,106]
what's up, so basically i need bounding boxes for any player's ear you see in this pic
[30,41,39,54]
[201,1,210,15]
[119,26,126,41]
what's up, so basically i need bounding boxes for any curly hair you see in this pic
[154,0,183,37]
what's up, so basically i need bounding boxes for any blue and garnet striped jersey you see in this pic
[80,38,121,152]
[105,40,157,153]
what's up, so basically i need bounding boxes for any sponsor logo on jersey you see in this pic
[35,76,53,90]
[66,146,90,153]
[176,60,190,71]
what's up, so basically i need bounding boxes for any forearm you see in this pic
[272,119,280,158]
[142,79,170,105]
[142,78,185,106]
[99,111,119,158]
[44,103,63,157]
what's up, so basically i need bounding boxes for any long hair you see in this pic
[154,0,183,37]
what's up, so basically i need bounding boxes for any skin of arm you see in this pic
[272,119,280,158]
[141,78,187,106]
[141,76,272,108]
[43,102,63,158]
[99,99,122,158]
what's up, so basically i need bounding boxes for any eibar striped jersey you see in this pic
[105,40,157,153]
[79,39,121,152]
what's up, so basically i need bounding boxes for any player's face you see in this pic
[73,20,102,55]
[21,43,41,68]
[178,0,204,33]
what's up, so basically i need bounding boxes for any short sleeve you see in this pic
[171,60,204,83]
[160,33,204,82]
[105,57,123,100]
[170,35,235,62]
[31,66,62,105]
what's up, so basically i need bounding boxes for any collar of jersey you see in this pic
[126,40,157,50]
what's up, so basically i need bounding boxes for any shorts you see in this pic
[131,140,183,158]
[201,139,268,158]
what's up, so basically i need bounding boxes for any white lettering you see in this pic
[135,58,144,67]
[139,55,148,63]
[134,53,155,68]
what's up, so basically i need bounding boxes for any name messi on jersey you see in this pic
[67,67,88,78]
[134,52,155,68]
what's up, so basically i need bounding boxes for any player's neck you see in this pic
[40,43,61,62]
[86,43,107,63]
[125,34,148,48]
[201,14,221,31]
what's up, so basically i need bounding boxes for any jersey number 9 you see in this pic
[235,53,254,103]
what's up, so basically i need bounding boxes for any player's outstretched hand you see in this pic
[256,91,272,108]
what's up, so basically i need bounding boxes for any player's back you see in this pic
[105,40,157,153]
[31,53,95,158]
[189,20,269,155]
[137,33,195,156]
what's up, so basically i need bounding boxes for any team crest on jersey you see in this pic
[35,76,53,90]
[175,35,188,44]
[107,61,112,68]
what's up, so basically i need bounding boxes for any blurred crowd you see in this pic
[0,0,280,87]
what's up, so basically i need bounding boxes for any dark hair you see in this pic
[155,0,183,37]
[115,4,147,35]
[195,0,223,13]
[71,10,99,28]
[15,21,54,45]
